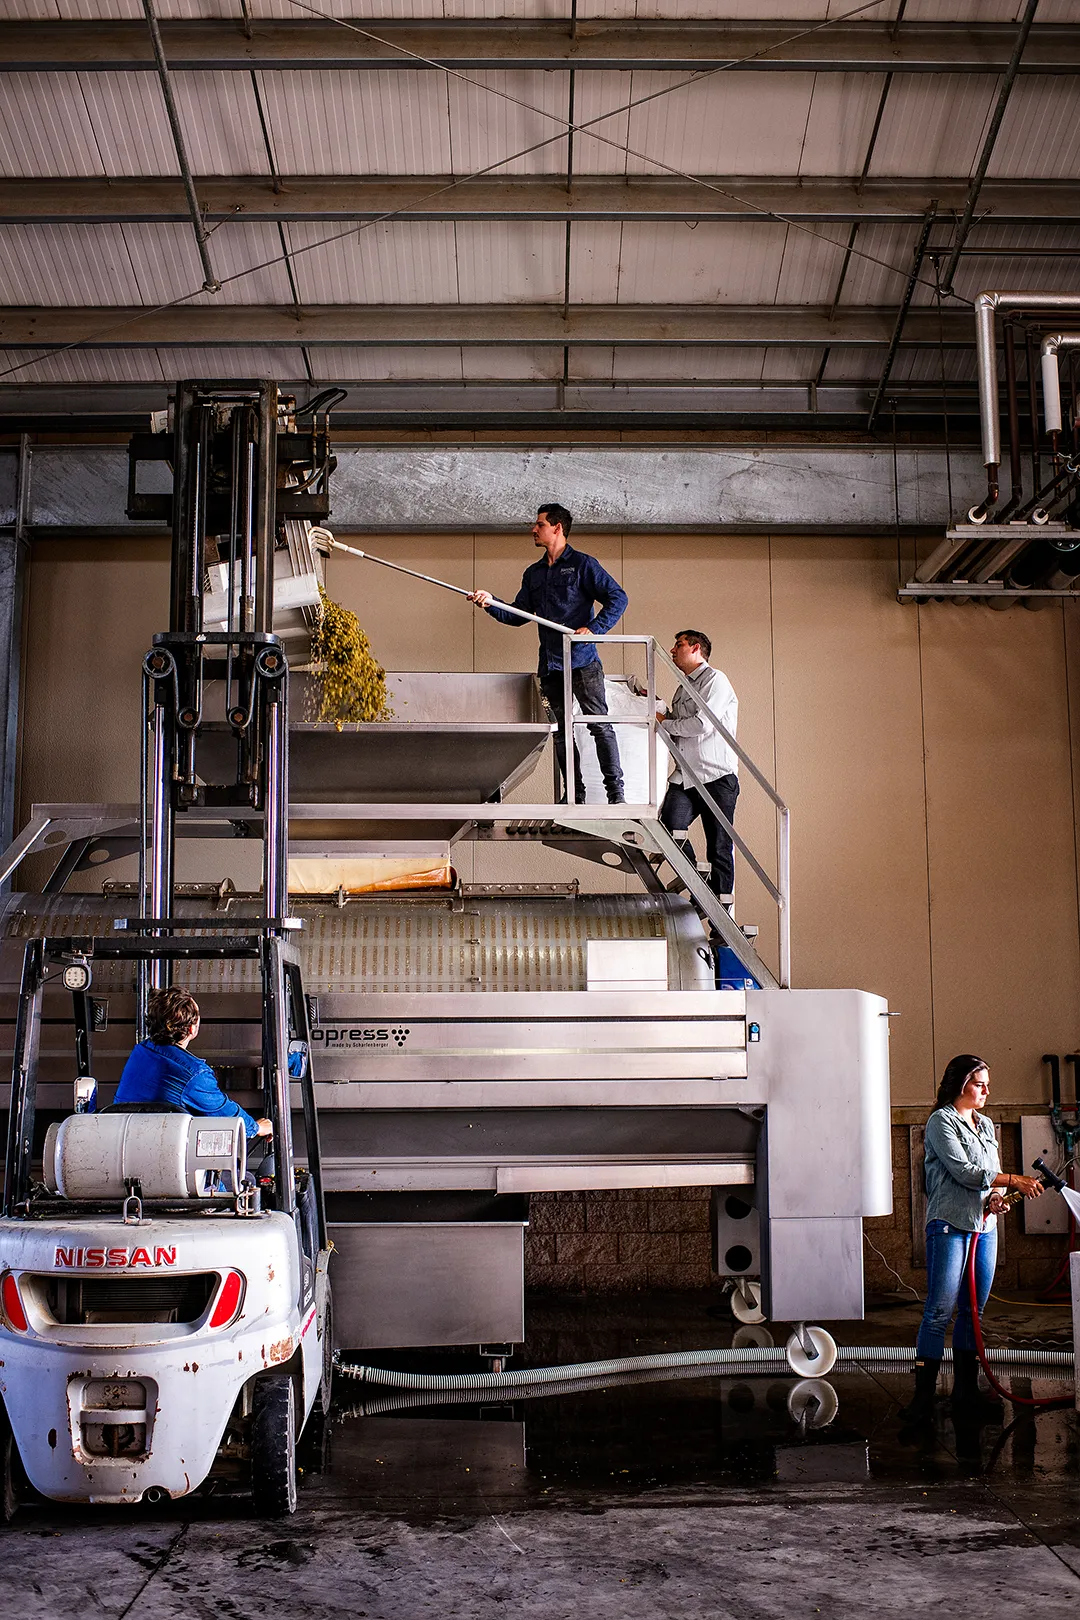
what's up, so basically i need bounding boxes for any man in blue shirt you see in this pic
[469,503,628,803]
[114,988,271,1141]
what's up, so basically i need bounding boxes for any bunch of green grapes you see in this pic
[310,585,392,728]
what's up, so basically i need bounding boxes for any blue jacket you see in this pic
[114,1041,260,1139]
[924,1105,1000,1232]
[484,544,628,674]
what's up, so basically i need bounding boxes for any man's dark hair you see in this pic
[147,987,200,1046]
[675,628,712,660]
[538,501,573,537]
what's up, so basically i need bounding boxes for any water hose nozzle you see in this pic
[1033,1155,1067,1192]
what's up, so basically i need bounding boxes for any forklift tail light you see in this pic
[208,1269,245,1329]
[1,1272,28,1333]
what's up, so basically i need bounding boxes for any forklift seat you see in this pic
[44,1111,247,1201]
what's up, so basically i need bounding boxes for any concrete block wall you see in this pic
[525,1188,715,1293]
[524,1119,1073,1298]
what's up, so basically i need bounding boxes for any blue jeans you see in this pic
[915,1219,997,1358]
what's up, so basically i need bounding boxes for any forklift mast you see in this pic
[126,381,336,988]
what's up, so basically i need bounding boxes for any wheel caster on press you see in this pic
[730,1280,765,1325]
[785,1324,838,1378]
[732,1323,774,1351]
[787,1378,839,1430]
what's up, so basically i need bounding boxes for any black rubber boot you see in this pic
[951,1348,1004,1423]
[899,1357,941,1423]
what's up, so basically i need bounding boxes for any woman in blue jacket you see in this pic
[114,987,271,1141]
[902,1054,1042,1424]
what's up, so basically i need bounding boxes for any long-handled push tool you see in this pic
[307,527,578,642]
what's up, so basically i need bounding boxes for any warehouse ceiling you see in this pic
[1,0,1079,432]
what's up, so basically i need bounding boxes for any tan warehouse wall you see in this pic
[18,531,1080,1118]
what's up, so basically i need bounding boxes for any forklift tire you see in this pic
[319,1291,334,1417]
[0,1403,20,1526]
[250,1374,298,1518]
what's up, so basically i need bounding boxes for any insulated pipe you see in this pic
[1039,334,1080,437]
[975,293,1080,504]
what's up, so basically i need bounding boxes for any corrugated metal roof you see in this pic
[0,223,143,305]
[446,71,568,177]
[0,347,166,383]
[77,71,179,177]
[773,222,850,305]
[1,0,1077,421]
[612,220,789,304]
[567,222,623,303]
[174,71,276,176]
[125,220,294,303]
[152,344,308,377]
[0,74,106,178]
[867,75,997,179]
[255,69,453,175]
[990,77,1080,182]
[571,72,632,177]
[622,72,819,179]
[283,219,460,303]
[455,220,565,302]
[835,222,920,308]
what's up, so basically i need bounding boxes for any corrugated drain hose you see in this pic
[336,1342,1071,1393]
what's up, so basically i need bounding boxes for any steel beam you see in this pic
[2,175,1076,227]
[13,442,986,536]
[0,304,973,348]
[4,20,1078,73]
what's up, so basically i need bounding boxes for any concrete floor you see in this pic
[6,1292,1080,1620]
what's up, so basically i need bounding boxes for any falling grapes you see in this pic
[309,585,392,729]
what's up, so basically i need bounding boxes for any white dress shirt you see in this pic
[663,661,739,787]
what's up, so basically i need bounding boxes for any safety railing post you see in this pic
[645,637,657,811]
[778,805,791,989]
[561,635,576,806]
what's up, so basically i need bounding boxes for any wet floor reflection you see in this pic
[316,1294,1078,1514]
[319,1370,1080,1517]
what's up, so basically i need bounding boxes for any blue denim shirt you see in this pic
[114,1041,259,1138]
[924,1105,1000,1232]
[484,544,628,674]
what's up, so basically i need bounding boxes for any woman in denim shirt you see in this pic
[902,1054,1043,1425]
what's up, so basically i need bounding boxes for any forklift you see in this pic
[0,382,334,1518]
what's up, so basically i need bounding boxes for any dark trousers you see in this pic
[660,773,739,896]
[540,662,624,803]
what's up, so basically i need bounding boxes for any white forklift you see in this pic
[0,382,336,1518]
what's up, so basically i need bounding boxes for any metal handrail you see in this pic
[552,631,791,988]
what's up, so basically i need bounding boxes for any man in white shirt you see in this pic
[656,629,740,900]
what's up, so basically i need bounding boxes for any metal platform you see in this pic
[198,672,553,804]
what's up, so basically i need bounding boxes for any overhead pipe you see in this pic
[1039,333,1080,449]
[972,292,1080,519]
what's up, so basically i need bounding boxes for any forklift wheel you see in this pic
[0,1404,20,1526]
[319,1292,334,1417]
[250,1374,298,1518]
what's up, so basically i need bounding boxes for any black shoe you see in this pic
[899,1357,941,1424]
[951,1349,1004,1424]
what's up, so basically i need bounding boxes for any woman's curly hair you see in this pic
[147,987,199,1046]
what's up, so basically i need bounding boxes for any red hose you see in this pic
[965,1231,1068,1409]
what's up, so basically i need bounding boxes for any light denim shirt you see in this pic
[924,1105,1000,1233]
